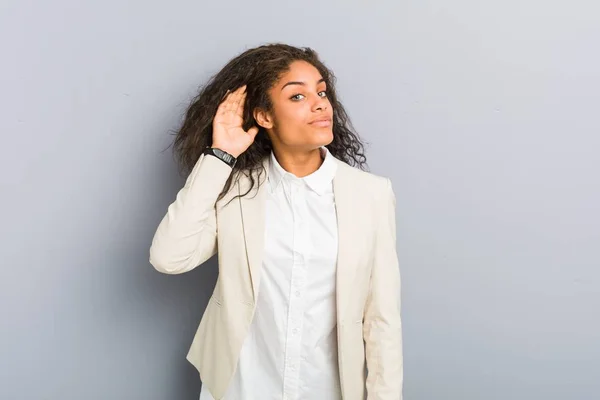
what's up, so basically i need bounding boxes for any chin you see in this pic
[322,134,334,147]
[322,131,334,145]
[313,128,333,142]
[294,129,333,149]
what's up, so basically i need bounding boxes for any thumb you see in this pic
[247,126,259,139]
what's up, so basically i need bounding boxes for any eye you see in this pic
[290,91,327,101]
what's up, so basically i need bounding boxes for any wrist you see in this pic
[204,146,237,168]
[211,144,241,158]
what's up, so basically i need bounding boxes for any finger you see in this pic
[219,86,245,118]
[247,125,259,138]
[226,87,243,113]
[235,91,246,117]
[230,89,244,114]
[217,91,234,115]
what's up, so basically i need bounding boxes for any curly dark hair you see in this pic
[171,43,370,202]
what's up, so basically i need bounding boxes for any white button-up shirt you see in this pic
[200,146,340,400]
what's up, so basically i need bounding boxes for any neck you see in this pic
[272,146,324,178]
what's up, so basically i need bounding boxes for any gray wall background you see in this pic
[1,1,598,399]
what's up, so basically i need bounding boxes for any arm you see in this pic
[149,153,233,274]
[363,178,404,399]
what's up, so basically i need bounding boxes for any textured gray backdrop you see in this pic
[1,0,598,399]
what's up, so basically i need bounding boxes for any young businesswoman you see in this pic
[149,43,403,400]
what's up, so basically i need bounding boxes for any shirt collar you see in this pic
[267,146,337,196]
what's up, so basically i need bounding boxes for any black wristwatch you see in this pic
[203,146,237,168]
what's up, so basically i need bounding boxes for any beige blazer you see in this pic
[149,151,403,400]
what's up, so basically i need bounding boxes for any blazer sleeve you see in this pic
[363,177,404,399]
[149,153,233,274]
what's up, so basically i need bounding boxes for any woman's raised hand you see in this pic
[211,85,259,158]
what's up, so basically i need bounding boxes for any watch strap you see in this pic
[203,146,237,168]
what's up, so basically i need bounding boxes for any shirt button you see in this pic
[295,290,300,297]
[292,328,298,334]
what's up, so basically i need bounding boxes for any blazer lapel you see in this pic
[237,157,269,303]
[237,153,361,323]
[332,159,362,324]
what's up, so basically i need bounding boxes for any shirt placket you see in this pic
[282,178,309,400]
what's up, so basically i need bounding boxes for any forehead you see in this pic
[275,60,325,88]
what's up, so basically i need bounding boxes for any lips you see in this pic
[309,117,332,127]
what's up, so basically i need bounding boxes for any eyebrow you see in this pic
[281,78,326,91]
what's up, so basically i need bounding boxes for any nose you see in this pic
[312,95,328,112]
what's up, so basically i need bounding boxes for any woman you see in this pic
[149,43,403,400]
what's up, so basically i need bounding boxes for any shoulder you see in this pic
[336,159,394,201]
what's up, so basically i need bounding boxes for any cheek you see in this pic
[273,103,310,132]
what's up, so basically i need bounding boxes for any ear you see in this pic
[253,108,274,129]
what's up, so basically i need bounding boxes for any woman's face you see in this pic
[256,60,334,152]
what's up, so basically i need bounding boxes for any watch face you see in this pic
[215,148,230,160]
[212,148,235,165]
